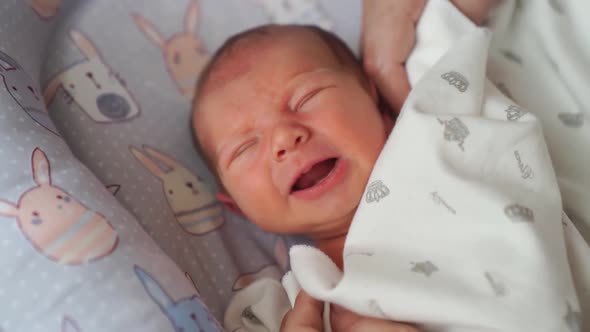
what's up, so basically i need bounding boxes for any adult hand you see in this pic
[330,304,420,332]
[361,0,498,114]
[280,291,421,332]
[280,291,324,332]
[361,0,426,114]
[450,0,500,25]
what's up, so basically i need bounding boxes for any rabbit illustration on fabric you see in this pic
[132,0,209,97]
[44,30,140,123]
[185,272,201,295]
[28,0,62,19]
[0,148,118,264]
[106,184,120,196]
[252,0,333,30]
[134,266,223,332]
[0,50,59,136]
[130,145,224,235]
[233,237,289,291]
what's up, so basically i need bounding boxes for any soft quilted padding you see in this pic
[0,0,359,331]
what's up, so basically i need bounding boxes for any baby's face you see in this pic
[194,27,391,239]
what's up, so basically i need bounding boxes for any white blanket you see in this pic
[224,1,590,331]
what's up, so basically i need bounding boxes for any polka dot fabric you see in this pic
[0,0,358,330]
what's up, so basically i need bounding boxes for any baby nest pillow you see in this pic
[41,0,361,319]
[1,0,363,330]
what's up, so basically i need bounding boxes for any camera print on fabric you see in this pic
[134,266,223,332]
[132,0,209,98]
[0,148,118,264]
[44,30,140,123]
[232,237,289,291]
[365,180,389,203]
[28,0,62,20]
[504,204,535,223]
[410,261,439,277]
[130,145,224,235]
[505,105,528,121]
[441,71,469,92]
[0,50,59,136]
[558,112,584,128]
[438,117,470,151]
[251,0,333,30]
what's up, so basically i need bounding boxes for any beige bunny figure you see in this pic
[0,148,118,265]
[44,30,140,123]
[130,145,224,235]
[232,237,289,291]
[132,0,209,97]
[28,0,62,19]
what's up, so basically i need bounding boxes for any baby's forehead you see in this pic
[201,26,337,95]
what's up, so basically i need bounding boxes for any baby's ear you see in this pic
[216,192,244,216]
[366,77,379,103]
[381,110,395,135]
[368,74,398,124]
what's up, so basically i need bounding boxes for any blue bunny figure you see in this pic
[134,266,223,332]
[0,50,60,136]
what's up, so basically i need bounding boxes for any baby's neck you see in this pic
[315,233,347,270]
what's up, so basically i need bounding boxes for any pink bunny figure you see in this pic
[132,0,209,97]
[0,148,118,265]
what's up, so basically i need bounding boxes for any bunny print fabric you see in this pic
[39,0,357,322]
[0,148,118,265]
[0,0,356,331]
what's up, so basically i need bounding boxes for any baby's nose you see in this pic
[272,123,310,162]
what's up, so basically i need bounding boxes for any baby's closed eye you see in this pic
[233,138,258,159]
[291,85,337,112]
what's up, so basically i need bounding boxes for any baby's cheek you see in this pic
[236,187,274,215]
[223,179,252,207]
[231,173,264,201]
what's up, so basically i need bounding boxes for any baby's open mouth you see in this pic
[291,158,338,193]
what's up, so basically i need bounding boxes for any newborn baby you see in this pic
[192,24,393,270]
[191,2,586,330]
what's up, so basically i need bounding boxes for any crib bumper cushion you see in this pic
[0,0,359,331]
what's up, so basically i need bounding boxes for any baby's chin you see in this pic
[268,201,358,238]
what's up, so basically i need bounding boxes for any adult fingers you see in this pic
[331,304,421,332]
[361,0,425,113]
[280,291,324,332]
